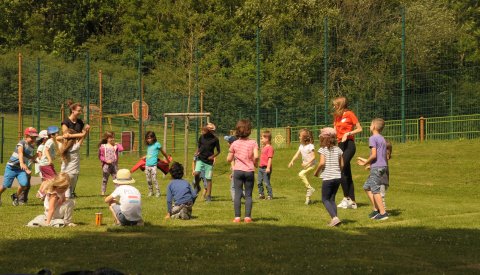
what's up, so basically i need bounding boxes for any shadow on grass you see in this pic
[1,224,479,274]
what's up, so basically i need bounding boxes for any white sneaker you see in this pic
[305,197,311,205]
[148,191,153,197]
[337,197,348,208]
[347,200,358,209]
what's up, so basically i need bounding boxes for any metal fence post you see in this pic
[36,58,40,130]
[1,114,4,163]
[401,7,406,143]
[256,26,261,145]
[324,17,329,126]
[85,51,90,157]
[138,45,143,156]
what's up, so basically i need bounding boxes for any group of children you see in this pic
[2,107,391,227]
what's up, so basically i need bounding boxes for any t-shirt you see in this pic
[260,145,274,168]
[61,118,84,133]
[299,143,316,167]
[8,140,35,168]
[318,146,343,180]
[229,139,258,172]
[110,185,142,222]
[166,179,197,213]
[334,111,359,142]
[369,134,388,168]
[38,139,56,166]
[61,142,81,175]
[146,142,162,166]
[197,133,220,165]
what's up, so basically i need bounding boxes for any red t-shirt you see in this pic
[334,111,359,142]
[260,145,274,168]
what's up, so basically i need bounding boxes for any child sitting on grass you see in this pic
[357,118,389,220]
[165,162,197,220]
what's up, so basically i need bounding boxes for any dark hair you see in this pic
[61,129,77,163]
[98,131,115,148]
[144,131,157,144]
[66,99,83,115]
[320,134,336,148]
[235,119,252,138]
[299,128,313,145]
[262,131,272,142]
[36,137,46,146]
[169,162,184,179]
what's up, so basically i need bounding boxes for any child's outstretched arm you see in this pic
[45,194,59,225]
[288,150,300,168]
[357,147,377,166]
[160,147,169,160]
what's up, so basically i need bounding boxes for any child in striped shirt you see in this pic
[314,127,344,227]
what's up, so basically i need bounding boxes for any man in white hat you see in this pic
[104,169,144,226]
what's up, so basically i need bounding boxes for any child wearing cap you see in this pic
[36,126,60,200]
[104,169,144,226]
[193,123,220,202]
[0,127,38,206]
[165,162,197,220]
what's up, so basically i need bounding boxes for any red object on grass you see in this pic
[130,155,172,175]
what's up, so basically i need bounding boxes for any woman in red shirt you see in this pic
[333,97,362,209]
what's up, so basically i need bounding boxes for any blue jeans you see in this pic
[3,165,29,188]
[257,168,273,197]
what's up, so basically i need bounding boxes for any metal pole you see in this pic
[86,51,90,156]
[323,18,329,126]
[256,26,261,145]
[99,70,103,140]
[401,7,406,143]
[36,58,40,130]
[18,53,22,141]
[195,47,199,142]
[275,107,278,128]
[1,115,4,163]
[450,88,453,139]
[138,45,143,156]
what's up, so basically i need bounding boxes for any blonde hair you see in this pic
[333,97,349,117]
[372,118,385,132]
[61,129,78,163]
[299,128,313,145]
[44,173,70,193]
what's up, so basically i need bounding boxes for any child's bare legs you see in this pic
[373,193,386,214]
[108,203,120,225]
[365,190,376,210]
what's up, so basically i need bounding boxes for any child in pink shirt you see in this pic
[227,119,258,223]
[258,131,274,200]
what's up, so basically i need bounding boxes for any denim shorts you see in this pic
[3,165,29,188]
[112,204,138,226]
[363,166,389,194]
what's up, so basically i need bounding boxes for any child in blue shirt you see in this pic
[165,162,197,220]
[357,118,389,220]
[143,131,169,197]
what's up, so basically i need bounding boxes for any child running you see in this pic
[227,119,259,223]
[165,162,197,220]
[60,128,89,198]
[143,131,169,197]
[98,131,124,196]
[314,127,344,227]
[258,130,274,200]
[0,127,38,206]
[288,128,316,205]
[36,126,60,199]
[357,118,389,220]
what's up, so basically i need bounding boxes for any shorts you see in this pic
[195,160,213,180]
[112,204,140,226]
[363,166,389,194]
[3,165,29,188]
[40,164,57,180]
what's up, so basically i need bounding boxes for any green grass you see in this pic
[1,117,480,273]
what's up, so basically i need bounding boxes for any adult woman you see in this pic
[333,97,362,209]
[61,100,90,138]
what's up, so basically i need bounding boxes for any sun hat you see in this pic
[320,127,336,138]
[206,123,216,131]
[113,169,136,185]
[24,127,39,137]
[38,130,48,139]
[224,135,237,144]
[47,126,59,135]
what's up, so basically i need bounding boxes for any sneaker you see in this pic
[258,194,265,200]
[368,210,380,219]
[374,212,389,220]
[11,194,19,206]
[328,217,341,227]
[305,197,311,205]
[155,192,161,198]
[244,217,253,223]
[337,197,349,208]
[67,223,77,227]
[266,196,273,200]
[347,200,358,209]
[232,217,241,223]
[148,191,153,197]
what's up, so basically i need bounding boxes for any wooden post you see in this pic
[163,116,168,153]
[286,126,291,147]
[419,116,425,142]
[18,53,22,141]
[184,117,189,175]
[171,120,175,153]
[60,104,64,122]
[99,70,103,140]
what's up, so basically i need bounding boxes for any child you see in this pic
[357,118,389,220]
[27,173,76,227]
[143,131,169,197]
[227,119,259,223]
[36,126,60,199]
[314,127,344,227]
[288,128,316,205]
[193,123,221,202]
[60,128,89,198]
[258,131,274,200]
[165,162,197,220]
[224,135,241,201]
[35,130,48,178]
[0,127,38,206]
[98,131,124,196]
[104,169,143,226]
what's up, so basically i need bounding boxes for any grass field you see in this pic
[0,134,479,273]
